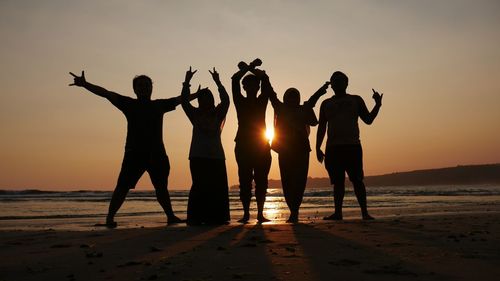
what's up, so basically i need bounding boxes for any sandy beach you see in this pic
[1,205,500,281]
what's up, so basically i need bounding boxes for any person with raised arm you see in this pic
[181,67,230,225]
[231,59,272,223]
[69,71,196,227]
[316,71,383,221]
[261,71,329,223]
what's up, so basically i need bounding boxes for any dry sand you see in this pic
[1,209,499,281]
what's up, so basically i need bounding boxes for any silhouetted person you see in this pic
[262,71,329,223]
[316,71,383,220]
[232,59,271,223]
[69,71,195,227]
[181,67,230,225]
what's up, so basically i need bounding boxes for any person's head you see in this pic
[133,75,153,100]
[283,88,301,106]
[242,74,260,98]
[197,88,215,110]
[330,71,348,94]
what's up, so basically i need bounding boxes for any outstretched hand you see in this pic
[249,58,262,68]
[184,66,197,83]
[251,68,267,78]
[209,67,220,83]
[237,58,262,70]
[319,81,330,94]
[372,89,383,106]
[69,71,86,87]
[316,149,325,163]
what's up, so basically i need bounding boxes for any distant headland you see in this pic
[231,163,500,189]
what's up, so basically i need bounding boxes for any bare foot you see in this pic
[362,214,375,220]
[323,213,343,221]
[167,216,186,225]
[257,215,271,223]
[237,214,250,224]
[95,221,117,228]
[286,212,299,223]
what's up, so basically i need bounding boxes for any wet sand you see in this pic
[1,208,500,281]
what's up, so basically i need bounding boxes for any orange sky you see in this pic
[0,1,499,190]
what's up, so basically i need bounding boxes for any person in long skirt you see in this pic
[261,71,329,223]
[181,67,230,225]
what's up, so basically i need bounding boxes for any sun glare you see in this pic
[265,127,274,143]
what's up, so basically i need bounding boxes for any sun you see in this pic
[265,127,274,144]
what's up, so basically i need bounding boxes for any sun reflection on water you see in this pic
[263,197,287,221]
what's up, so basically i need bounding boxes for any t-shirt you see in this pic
[109,96,178,152]
[233,95,270,148]
[319,94,367,146]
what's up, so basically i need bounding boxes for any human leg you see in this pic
[291,152,310,222]
[351,180,373,219]
[278,153,294,213]
[279,152,308,223]
[328,181,345,220]
[255,148,272,223]
[324,146,345,220]
[148,153,183,224]
[235,145,252,223]
[106,188,129,227]
[107,152,145,226]
[346,145,373,220]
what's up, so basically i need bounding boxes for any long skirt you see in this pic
[278,151,309,213]
[187,158,230,224]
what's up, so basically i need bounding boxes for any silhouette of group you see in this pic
[69,58,383,227]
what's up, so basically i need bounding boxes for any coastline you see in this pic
[1,205,499,280]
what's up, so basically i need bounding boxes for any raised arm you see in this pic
[305,82,330,108]
[257,70,280,109]
[316,101,328,163]
[69,71,123,104]
[231,58,262,103]
[358,89,383,125]
[209,67,230,117]
[246,67,271,101]
[181,66,198,120]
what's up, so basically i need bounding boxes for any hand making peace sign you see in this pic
[184,66,197,84]
[208,67,220,83]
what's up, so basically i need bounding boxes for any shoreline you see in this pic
[1,207,500,280]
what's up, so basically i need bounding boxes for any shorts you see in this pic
[116,149,170,190]
[324,144,364,185]
[234,142,271,202]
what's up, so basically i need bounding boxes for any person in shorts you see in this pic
[69,71,196,227]
[316,71,383,220]
[231,59,272,223]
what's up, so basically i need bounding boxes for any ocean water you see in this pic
[1,185,500,230]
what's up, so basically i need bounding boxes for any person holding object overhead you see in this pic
[69,71,196,227]
[316,71,383,220]
[261,71,329,223]
[231,58,272,223]
[181,66,230,225]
